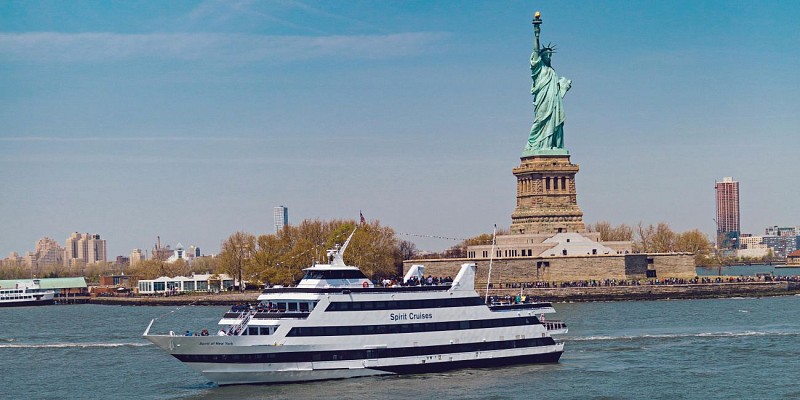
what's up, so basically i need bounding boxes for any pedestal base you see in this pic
[510,155,585,234]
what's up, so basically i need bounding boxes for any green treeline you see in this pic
[133,219,410,287]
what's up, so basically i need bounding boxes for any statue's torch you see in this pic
[532,11,542,51]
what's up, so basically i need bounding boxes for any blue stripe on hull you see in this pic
[370,350,563,375]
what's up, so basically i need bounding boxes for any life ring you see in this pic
[362,281,369,288]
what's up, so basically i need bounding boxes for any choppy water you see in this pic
[2,296,800,399]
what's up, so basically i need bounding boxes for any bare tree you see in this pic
[219,232,256,292]
[634,222,655,253]
[588,221,634,242]
[398,240,418,260]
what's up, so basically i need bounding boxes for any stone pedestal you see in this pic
[510,155,585,234]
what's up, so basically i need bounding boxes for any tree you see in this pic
[130,259,167,280]
[588,221,634,242]
[461,233,494,247]
[190,256,218,275]
[634,222,655,253]
[345,221,398,278]
[218,232,256,292]
[651,223,676,253]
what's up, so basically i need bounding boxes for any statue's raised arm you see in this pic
[523,12,571,156]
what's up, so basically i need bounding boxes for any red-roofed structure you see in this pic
[787,250,800,265]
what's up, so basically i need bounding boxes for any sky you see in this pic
[1,0,799,259]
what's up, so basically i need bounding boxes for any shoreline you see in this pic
[87,281,800,306]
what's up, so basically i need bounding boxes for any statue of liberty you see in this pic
[524,12,571,156]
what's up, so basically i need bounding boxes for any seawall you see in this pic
[90,293,255,306]
[490,281,800,302]
[87,282,800,305]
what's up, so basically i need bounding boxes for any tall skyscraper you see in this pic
[23,237,64,272]
[65,232,107,266]
[715,177,740,249]
[274,206,288,233]
[130,248,144,266]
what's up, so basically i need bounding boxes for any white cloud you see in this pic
[0,31,448,64]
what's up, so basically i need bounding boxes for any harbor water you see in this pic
[2,294,800,399]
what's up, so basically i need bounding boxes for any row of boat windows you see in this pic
[244,326,277,336]
[258,301,319,312]
[0,295,37,300]
[286,316,540,337]
[177,337,556,364]
[302,270,368,280]
[325,297,485,311]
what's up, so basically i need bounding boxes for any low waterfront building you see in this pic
[0,277,88,298]
[736,247,770,259]
[404,252,695,286]
[99,274,136,288]
[136,273,237,295]
[787,250,800,266]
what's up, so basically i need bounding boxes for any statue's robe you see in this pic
[525,50,571,152]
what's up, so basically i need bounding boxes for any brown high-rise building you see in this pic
[715,177,740,249]
[65,232,107,266]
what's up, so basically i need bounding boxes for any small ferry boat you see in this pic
[0,279,55,307]
[144,231,567,385]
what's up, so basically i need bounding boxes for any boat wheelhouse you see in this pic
[144,231,567,385]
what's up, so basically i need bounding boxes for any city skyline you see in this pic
[2,1,799,258]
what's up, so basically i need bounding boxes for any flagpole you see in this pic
[485,224,497,304]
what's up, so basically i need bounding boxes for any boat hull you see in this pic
[145,334,563,385]
[0,298,54,307]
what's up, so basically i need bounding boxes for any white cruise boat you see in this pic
[144,232,567,385]
[0,279,55,307]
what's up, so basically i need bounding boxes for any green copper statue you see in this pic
[523,12,571,156]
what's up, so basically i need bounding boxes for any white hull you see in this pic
[145,334,563,385]
[144,251,568,386]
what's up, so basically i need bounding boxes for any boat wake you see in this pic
[0,341,152,349]
[569,330,800,342]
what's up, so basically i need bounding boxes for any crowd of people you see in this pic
[490,274,800,289]
[183,329,210,336]
[378,275,454,287]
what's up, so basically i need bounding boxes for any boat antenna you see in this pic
[484,224,497,303]
[329,227,357,266]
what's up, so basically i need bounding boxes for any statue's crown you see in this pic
[540,42,557,53]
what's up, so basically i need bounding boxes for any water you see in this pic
[3,297,800,399]
[696,264,800,277]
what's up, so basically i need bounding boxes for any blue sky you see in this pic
[1,0,799,258]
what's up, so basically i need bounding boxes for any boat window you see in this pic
[302,269,368,280]
[276,302,286,312]
[260,327,271,335]
[288,302,298,312]
[299,302,310,312]
[248,327,259,335]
